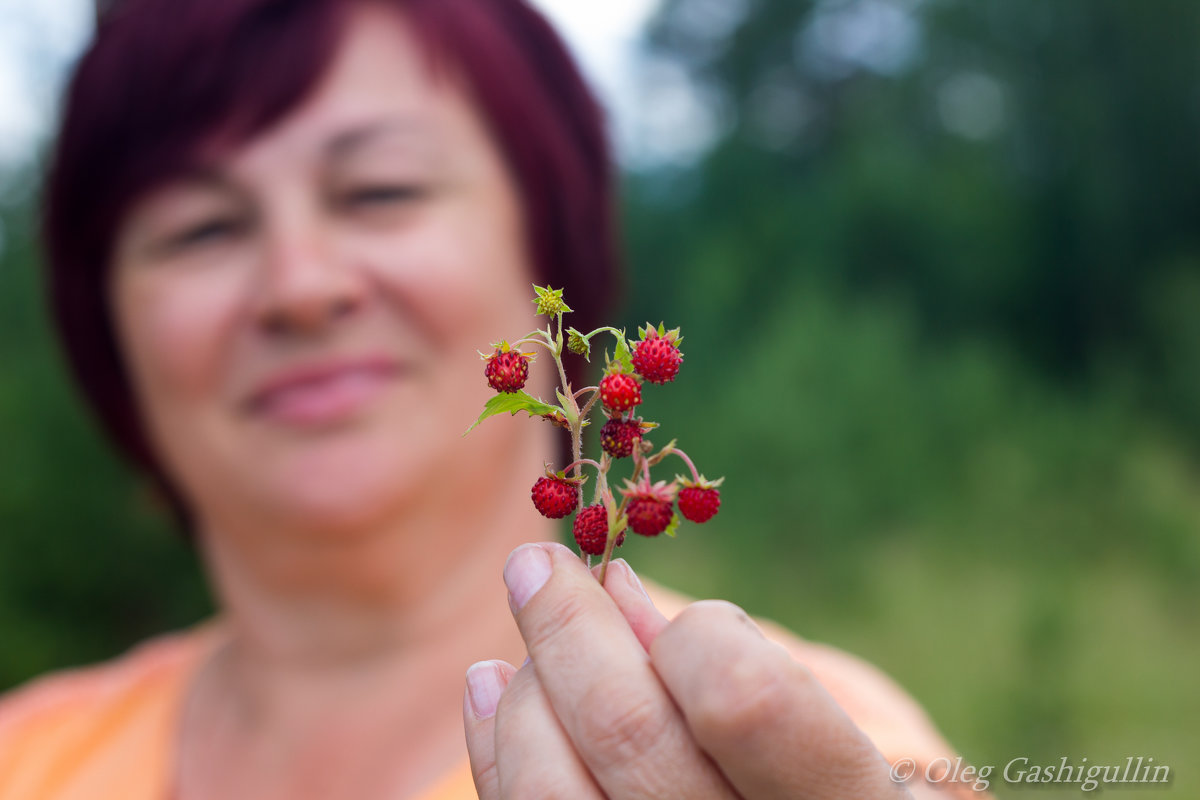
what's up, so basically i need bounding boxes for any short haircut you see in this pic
[44,0,621,534]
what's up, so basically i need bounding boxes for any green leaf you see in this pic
[613,331,634,373]
[555,388,579,425]
[663,512,682,538]
[464,391,564,435]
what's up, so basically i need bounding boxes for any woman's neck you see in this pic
[177,451,553,798]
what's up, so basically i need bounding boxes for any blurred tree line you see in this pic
[630,0,1200,435]
[615,0,1200,789]
[2,0,1198,795]
[614,0,1200,574]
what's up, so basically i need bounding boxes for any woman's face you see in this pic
[110,4,550,536]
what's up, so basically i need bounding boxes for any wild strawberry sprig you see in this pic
[467,285,723,583]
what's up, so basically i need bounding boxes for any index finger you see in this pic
[503,542,737,800]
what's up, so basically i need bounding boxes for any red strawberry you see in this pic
[573,504,609,555]
[619,479,677,537]
[485,345,532,393]
[599,372,641,413]
[531,475,579,519]
[626,497,674,536]
[600,417,643,459]
[678,486,720,523]
[632,327,683,384]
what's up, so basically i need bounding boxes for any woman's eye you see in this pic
[169,217,245,250]
[342,185,425,208]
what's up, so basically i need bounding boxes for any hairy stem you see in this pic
[563,457,604,475]
[583,326,625,342]
[597,480,619,585]
[511,336,557,357]
[669,447,703,483]
[547,311,586,513]
[578,390,602,421]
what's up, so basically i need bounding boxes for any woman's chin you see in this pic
[199,402,502,540]
[237,441,432,538]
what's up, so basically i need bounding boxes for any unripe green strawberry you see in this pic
[600,417,644,459]
[484,345,532,393]
[599,372,641,413]
[567,328,590,357]
[632,327,683,384]
[531,475,579,519]
[678,486,720,523]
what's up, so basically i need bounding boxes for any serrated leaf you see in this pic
[663,512,681,538]
[464,391,564,435]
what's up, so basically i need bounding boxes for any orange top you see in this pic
[0,586,978,799]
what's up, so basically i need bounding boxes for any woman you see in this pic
[0,0,982,797]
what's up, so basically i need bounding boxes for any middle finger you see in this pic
[494,663,607,799]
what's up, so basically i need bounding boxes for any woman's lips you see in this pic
[249,360,400,426]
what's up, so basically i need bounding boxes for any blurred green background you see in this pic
[2,0,1198,797]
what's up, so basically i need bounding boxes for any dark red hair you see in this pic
[43,0,621,534]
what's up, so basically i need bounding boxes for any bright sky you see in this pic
[0,0,665,169]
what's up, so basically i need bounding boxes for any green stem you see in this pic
[563,457,604,475]
[596,469,619,584]
[578,389,601,421]
[583,326,625,342]
[511,336,557,357]
[591,453,611,505]
[549,311,586,510]
[588,455,619,582]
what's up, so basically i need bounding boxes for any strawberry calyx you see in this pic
[636,322,683,348]
[483,340,535,359]
[544,464,587,487]
[675,473,725,491]
[532,285,573,317]
[617,477,677,505]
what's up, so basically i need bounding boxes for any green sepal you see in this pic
[676,473,726,489]
[547,465,588,487]
[636,322,683,347]
[566,327,591,359]
[613,333,634,374]
[555,388,580,426]
[532,285,573,317]
[663,513,681,538]
[609,515,628,543]
[465,391,564,435]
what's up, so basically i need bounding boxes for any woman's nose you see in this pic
[251,224,365,337]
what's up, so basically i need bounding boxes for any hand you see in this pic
[463,542,911,799]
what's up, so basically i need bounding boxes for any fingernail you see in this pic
[466,661,505,719]
[504,543,553,611]
[613,558,651,602]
